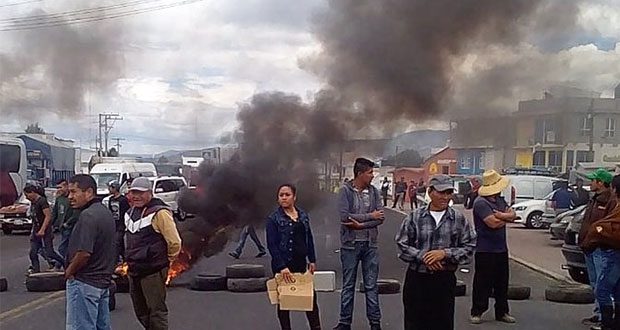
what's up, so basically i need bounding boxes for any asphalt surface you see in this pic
[0,202,596,329]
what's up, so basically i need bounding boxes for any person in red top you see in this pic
[408,180,418,210]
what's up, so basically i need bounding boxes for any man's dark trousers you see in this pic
[403,268,456,330]
[471,252,509,319]
[129,267,169,330]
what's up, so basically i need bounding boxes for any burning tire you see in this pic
[113,274,129,293]
[358,279,401,294]
[455,280,467,297]
[226,264,265,279]
[0,277,7,292]
[109,281,117,311]
[227,277,269,292]
[545,284,594,304]
[190,274,227,291]
[26,272,65,292]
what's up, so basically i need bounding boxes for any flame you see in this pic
[115,262,129,276]
[166,249,191,285]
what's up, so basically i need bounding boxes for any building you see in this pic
[423,146,457,178]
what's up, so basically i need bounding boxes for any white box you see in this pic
[313,271,336,292]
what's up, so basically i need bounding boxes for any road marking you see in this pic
[0,291,65,323]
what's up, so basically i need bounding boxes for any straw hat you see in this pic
[478,169,510,197]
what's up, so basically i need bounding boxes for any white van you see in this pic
[90,162,157,196]
[502,175,560,205]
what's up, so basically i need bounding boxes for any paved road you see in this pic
[0,203,594,329]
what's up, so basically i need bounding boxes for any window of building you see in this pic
[580,116,593,137]
[548,151,563,172]
[533,151,546,167]
[535,119,557,144]
[478,152,485,170]
[576,150,594,163]
[566,150,574,169]
[460,154,471,169]
[605,117,616,138]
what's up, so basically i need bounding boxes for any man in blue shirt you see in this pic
[470,170,517,325]
[551,180,572,215]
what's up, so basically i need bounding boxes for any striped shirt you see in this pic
[395,206,476,273]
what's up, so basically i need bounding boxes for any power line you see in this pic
[0,0,42,9]
[0,0,207,31]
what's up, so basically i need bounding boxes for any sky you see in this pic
[1,0,619,154]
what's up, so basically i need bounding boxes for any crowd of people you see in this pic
[17,160,620,330]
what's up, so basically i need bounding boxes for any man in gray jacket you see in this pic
[334,158,384,330]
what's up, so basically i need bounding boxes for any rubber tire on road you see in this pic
[455,280,467,297]
[545,284,594,304]
[113,275,130,293]
[191,274,227,291]
[26,272,65,292]
[358,279,401,294]
[109,281,117,311]
[568,268,590,285]
[226,264,265,279]
[491,285,531,300]
[526,211,544,229]
[0,277,7,292]
[227,277,269,292]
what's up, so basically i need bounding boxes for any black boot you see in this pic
[591,305,615,330]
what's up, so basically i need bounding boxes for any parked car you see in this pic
[512,190,555,228]
[560,205,589,284]
[0,195,32,235]
[549,205,586,241]
[501,175,561,206]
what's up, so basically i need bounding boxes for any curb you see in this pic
[387,206,575,284]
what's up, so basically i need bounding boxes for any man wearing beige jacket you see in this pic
[125,177,182,330]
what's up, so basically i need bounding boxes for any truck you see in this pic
[89,162,157,197]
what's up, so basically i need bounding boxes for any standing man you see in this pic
[65,174,116,330]
[579,169,616,327]
[396,174,476,330]
[470,169,517,324]
[334,158,384,330]
[392,177,407,210]
[571,178,590,208]
[53,179,76,259]
[551,181,572,216]
[104,180,130,264]
[408,179,418,210]
[125,177,182,330]
[228,224,267,259]
[380,177,390,207]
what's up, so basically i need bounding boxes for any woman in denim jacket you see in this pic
[266,184,321,330]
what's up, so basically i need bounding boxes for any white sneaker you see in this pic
[470,316,482,324]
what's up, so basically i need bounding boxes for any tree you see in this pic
[25,123,45,134]
[382,149,424,167]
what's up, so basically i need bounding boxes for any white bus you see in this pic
[0,137,27,207]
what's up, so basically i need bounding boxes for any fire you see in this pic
[115,262,129,276]
[166,249,191,285]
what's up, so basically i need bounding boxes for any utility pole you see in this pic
[112,137,125,155]
[588,98,594,162]
[98,113,122,157]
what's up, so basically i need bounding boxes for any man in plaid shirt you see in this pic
[396,174,476,330]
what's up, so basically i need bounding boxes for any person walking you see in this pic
[380,177,390,207]
[396,174,476,330]
[579,169,617,328]
[266,184,321,330]
[408,179,418,210]
[125,177,182,330]
[24,184,64,273]
[53,179,77,260]
[583,174,620,330]
[392,177,407,210]
[228,224,267,259]
[334,158,384,330]
[470,169,517,325]
[64,174,116,330]
[103,180,130,264]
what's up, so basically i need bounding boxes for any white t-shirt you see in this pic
[429,210,446,227]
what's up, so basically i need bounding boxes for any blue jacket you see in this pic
[266,207,317,273]
[337,181,384,248]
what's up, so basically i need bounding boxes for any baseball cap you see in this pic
[587,168,613,184]
[429,174,454,192]
[129,177,152,192]
[107,180,121,190]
